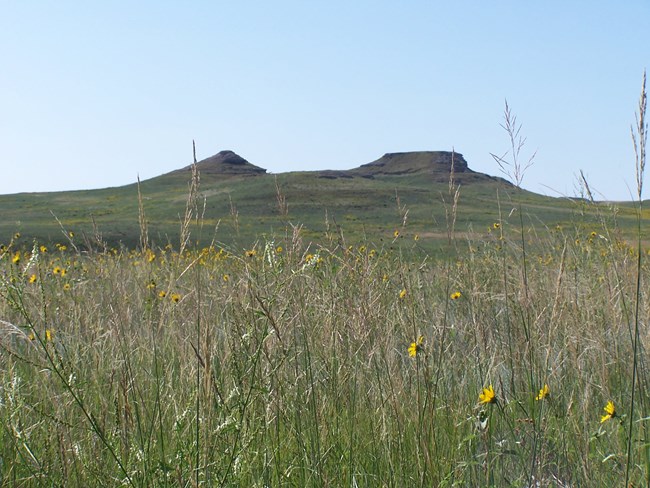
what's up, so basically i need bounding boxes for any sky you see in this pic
[1,1,648,200]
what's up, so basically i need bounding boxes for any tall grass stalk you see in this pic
[626,70,647,487]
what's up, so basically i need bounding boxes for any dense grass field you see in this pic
[1,83,648,486]
[1,197,649,486]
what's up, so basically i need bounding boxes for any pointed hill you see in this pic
[169,150,266,177]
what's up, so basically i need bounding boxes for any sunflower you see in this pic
[600,401,616,423]
[479,385,496,405]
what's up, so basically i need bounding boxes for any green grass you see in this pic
[0,160,646,253]
[0,211,648,485]
[1,86,648,485]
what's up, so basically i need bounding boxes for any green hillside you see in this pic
[0,150,643,252]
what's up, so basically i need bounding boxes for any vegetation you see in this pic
[0,77,647,486]
[1,202,649,486]
[0,149,646,252]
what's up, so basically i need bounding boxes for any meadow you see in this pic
[0,189,649,487]
[0,83,647,487]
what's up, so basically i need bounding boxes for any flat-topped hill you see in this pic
[350,151,468,176]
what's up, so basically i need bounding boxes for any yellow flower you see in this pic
[146,280,156,290]
[450,291,462,300]
[39,245,48,253]
[13,232,21,240]
[479,385,496,404]
[222,274,230,282]
[245,249,257,258]
[535,384,550,401]
[53,266,62,275]
[493,222,500,229]
[28,332,35,341]
[60,268,67,277]
[12,252,20,265]
[28,274,37,283]
[408,336,424,357]
[158,290,167,299]
[63,283,71,291]
[601,401,616,423]
[414,234,420,241]
[45,329,53,341]
[276,246,283,254]
[399,288,407,300]
[393,230,400,238]
[69,231,75,238]
[57,244,67,251]
[170,293,181,303]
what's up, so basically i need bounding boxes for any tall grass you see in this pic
[0,79,648,486]
[0,211,648,486]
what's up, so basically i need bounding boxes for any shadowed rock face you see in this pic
[350,151,470,177]
[176,150,267,176]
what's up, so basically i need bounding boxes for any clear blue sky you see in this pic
[1,1,648,200]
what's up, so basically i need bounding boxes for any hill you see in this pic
[0,150,641,251]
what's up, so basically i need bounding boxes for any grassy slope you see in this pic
[0,167,644,251]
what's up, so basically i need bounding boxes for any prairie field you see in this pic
[1,85,648,487]
[1,202,649,486]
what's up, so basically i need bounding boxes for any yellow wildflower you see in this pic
[12,252,20,265]
[222,274,230,282]
[399,288,407,300]
[63,283,71,291]
[53,266,62,275]
[40,245,48,253]
[393,230,400,238]
[158,290,167,299]
[408,336,424,357]
[535,384,550,401]
[45,329,53,341]
[493,222,500,229]
[28,274,37,283]
[601,401,616,423]
[245,249,257,258]
[170,293,181,303]
[479,385,496,405]
[450,291,462,300]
